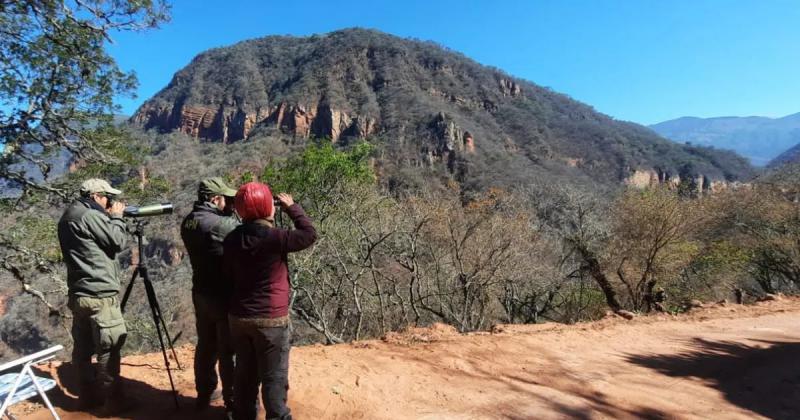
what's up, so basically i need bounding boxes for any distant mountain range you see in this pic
[650,113,800,166]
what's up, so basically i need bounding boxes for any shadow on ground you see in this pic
[391,344,671,419]
[27,362,224,420]
[625,338,800,420]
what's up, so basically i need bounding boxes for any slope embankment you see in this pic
[18,297,800,419]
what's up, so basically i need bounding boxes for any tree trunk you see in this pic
[577,245,622,312]
[644,278,657,312]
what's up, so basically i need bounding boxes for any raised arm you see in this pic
[281,203,317,253]
[83,210,128,254]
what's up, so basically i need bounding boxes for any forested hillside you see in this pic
[133,28,755,192]
[769,142,800,168]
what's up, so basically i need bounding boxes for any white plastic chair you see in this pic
[0,345,63,420]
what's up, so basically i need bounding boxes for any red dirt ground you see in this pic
[16,297,800,419]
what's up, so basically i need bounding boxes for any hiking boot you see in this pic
[195,389,223,410]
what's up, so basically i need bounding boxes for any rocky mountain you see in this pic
[650,113,800,166]
[133,28,755,192]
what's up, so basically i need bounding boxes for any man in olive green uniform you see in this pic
[180,178,239,416]
[57,179,129,413]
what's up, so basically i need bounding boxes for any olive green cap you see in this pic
[198,177,237,198]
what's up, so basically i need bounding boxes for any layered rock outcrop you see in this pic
[499,78,522,97]
[624,169,688,191]
[423,112,477,169]
[132,101,377,143]
[624,168,750,194]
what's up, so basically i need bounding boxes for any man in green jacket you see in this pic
[180,177,239,417]
[57,179,129,414]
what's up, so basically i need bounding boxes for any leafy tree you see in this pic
[248,141,376,343]
[260,141,375,221]
[1,0,170,196]
[0,0,169,355]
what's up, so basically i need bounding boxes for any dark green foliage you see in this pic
[1,0,170,196]
[260,141,375,220]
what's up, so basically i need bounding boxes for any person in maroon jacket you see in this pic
[223,182,317,420]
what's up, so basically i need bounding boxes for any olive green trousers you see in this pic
[68,295,127,400]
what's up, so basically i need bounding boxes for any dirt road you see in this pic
[19,298,800,419]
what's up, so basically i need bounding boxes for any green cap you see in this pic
[198,177,237,198]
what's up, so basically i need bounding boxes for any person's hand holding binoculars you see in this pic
[108,200,126,218]
[275,193,294,209]
[106,196,126,217]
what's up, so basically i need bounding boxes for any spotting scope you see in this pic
[123,203,174,218]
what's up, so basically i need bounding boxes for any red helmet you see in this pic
[235,182,274,222]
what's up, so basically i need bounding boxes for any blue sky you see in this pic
[108,0,800,125]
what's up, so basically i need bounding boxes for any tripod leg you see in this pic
[142,274,180,409]
[146,283,183,370]
[160,311,183,370]
[120,267,140,312]
[125,221,181,409]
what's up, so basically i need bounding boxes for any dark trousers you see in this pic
[230,320,291,420]
[68,295,127,401]
[193,292,235,408]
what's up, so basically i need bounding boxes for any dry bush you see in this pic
[698,187,800,296]
[606,188,706,311]
[290,184,563,343]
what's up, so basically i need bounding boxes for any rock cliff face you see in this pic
[132,102,378,143]
[131,28,755,189]
[623,169,680,190]
[623,168,750,194]
[498,78,522,97]
[418,112,478,171]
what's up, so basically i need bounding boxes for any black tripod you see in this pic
[121,220,182,409]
